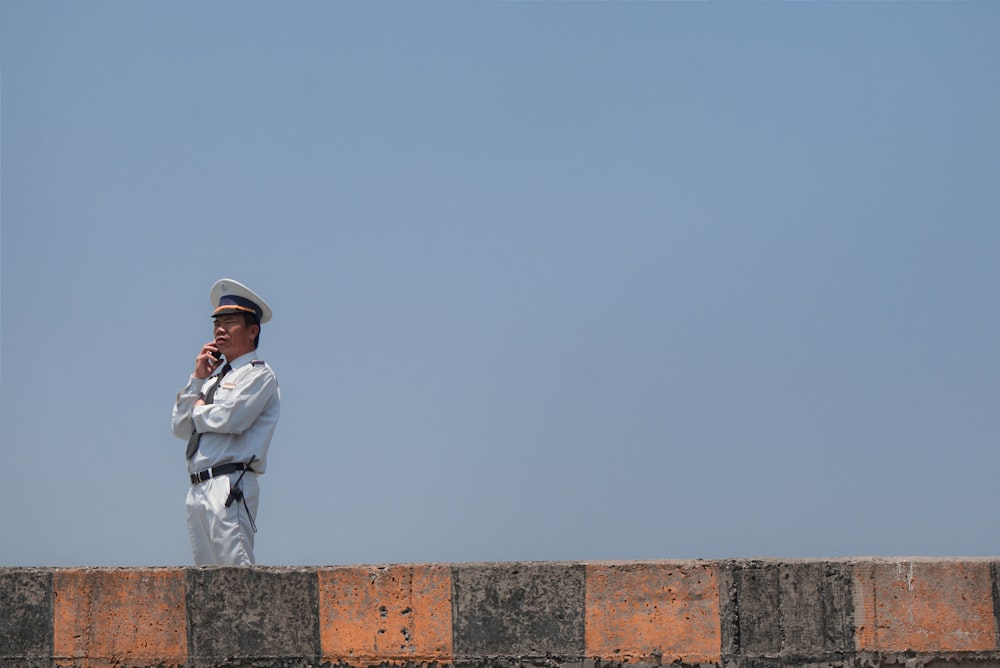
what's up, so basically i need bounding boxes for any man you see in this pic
[171,278,280,565]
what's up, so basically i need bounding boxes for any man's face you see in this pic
[213,313,259,359]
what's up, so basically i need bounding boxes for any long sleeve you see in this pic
[191,367,278,436]
[172,375,208,439]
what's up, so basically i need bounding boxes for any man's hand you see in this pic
[194,343,222,379]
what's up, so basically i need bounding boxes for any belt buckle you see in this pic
[205,467,213,481]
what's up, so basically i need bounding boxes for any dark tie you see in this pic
[185,364,232,460]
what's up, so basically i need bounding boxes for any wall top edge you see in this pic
[2,556,998,572]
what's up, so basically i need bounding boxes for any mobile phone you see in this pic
[212,350,223,361]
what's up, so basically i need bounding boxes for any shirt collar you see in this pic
[227,351,259,370]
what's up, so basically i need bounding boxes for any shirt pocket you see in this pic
[213,381,238,404]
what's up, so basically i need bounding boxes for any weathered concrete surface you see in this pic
[2,559,999,668]
[0,568,51,668]
[453,562,586,660]
[586,561,720,664]
[186,567,320,666]
[719,560,856,663]
[318,564,452,665]
[54,568,187,668]
[852,560,997,653]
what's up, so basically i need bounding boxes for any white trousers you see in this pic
[186,472,260,566]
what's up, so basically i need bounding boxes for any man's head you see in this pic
[213,312,260,358]
[209,278,271,358]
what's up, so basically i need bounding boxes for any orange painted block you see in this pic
[53,568,187,668]
[318,564,453,665]
[586,561,721,664]
[853,560,995,653]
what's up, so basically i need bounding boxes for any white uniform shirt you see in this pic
[172,351,280,475]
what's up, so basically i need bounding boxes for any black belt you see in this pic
[190,462,254,485]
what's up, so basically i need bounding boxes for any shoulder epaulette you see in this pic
[252,360,267,366]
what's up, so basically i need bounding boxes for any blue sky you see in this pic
[1,1,998,567]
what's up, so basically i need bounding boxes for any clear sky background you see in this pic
[1,1,997,568]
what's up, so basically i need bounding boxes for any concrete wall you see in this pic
[2,559,999,668]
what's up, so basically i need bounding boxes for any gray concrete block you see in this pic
[185,567,320,666]
[453,562,585,659]
[0,568,52,668]
[778,561,854,655]
[720,560,855,662]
